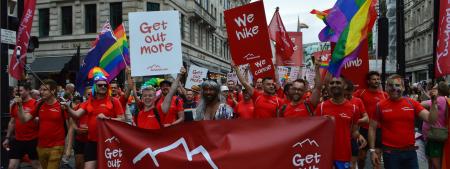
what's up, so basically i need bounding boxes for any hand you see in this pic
[163,123,171,127]
[370,151,381,167]
[13,96,22,105]
[97,113,108,120]
[357,134,367,149]
[2,139,9,149]
[430,91,437,103]
[231,60,238,69]
[179,67,187,75]
[314,57,321,68]
[125,67,131,76]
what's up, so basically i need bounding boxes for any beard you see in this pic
[330,87,343,97]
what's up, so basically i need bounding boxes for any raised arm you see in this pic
[232,64,254,96]
[310,58,322,107]
[418,94,438,123]
[162,67,186,113]
[123,67,133,101]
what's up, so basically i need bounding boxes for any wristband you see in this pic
[369,148,376,153]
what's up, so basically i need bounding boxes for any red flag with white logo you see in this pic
[268,8,295,59]
[435,0,450,78]
[8,0,36,80]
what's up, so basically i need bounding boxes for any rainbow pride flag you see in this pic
[320,0,377,76]
[99,24,130,82]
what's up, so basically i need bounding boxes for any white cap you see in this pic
[220,86,229,92]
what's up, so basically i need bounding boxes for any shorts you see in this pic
[360,127,382,149]
[84,141,97,162]
[425,140,444,157]
[9,139,39,160]
[74,140,86,155]
[351,138,359,156]
[334,161,351,169]
[37,146,64,169]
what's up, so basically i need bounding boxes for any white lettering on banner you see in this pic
[436,8,450,74]
[234,13,259,40]
[344,57,362,69]
[133,137,218,169]
[292,138,321,168]
[255,64,272,76]
[243,53,261,61]
[104,136,123,168]
[254,59,266,68]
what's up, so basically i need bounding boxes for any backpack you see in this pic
[278,101,313,117]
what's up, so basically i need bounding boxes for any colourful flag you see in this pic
[91,20,112,48]
[75,31,116,95]
[99,24,130,82]
[317,0,377,76]
[9,0,36,80]
[268,8,295,59]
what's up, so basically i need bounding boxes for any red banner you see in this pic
[435,0,450,78]
[224,1,275,79]
[276,32,303,66]
[98,117,335,169]
[8,0,36,80]
[341,40,369,89]
[268,9,295,59]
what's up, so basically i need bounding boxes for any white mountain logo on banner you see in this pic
[133,137,218,169]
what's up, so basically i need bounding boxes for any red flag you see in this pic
[8,0,37,80]
[435,0,450,78]
[98,118,335,169]
[275,32,303,66]
[268,8,295,59]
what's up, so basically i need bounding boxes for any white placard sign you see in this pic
[1,29,16,45]
[129,11,182,76]
[185,65,208,89]
[289,67,300,80]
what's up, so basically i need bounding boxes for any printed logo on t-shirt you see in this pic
[294,108,304,112]
[100,104,106,107]
[48,108,59,112]
[382,109,392,113]
[401,107,414,111]
[147,115,155,118]
[339,113,351,119]
[269,100,277,105]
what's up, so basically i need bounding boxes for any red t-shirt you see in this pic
[156,96,184,125]
[81,97,124,141]
[227,92,243,111]
[348,97,366,120]
[353,89,388,128]
[10,99,38,141]
[252,90,284,118]
[74,102,88,142]
[235,100,255,119]
[31,101,68,148]
[374,98,424,148]
[137,108,161,129]
[284,101,314,118]
[315,100,358,161]
[114,95,128,112]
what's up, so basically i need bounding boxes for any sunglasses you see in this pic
[97,84,108,88]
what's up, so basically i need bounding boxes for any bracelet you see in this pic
[369,148,376,153]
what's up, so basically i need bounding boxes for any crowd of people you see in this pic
[2,60,448,169]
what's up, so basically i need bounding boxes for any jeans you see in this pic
[383,149,418,169]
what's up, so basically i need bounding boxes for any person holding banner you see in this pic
[194,80,234,120]
[315,76,363,169]
[232,64,284,118]
[369,74,438,169]
[155,67,186,127]
[65,68,124,169]
[235,88,255,119]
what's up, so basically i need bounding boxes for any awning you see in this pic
[30,56,72,72]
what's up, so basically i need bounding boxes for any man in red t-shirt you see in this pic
[16,79,74,169]
[71,87,91,169]
[233,63,287,118]
[352,71,387,169]
[369,74,438,169]
[316,76,363,169]
[235,88,255,119]
[226,80,243,111]
[282,79,320,118]
[66,69,124,169]
[3,83,41,169]
[136,87,162,129]
[155,68,186,127]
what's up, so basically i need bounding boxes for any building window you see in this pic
[206,31,210,51]
[190,20,195,43]
[61,6,72,35]
[147,2,160,11]
[39,8,50,37]
[110,3,122,30]
[220,13,223,26]
[199,27,203,47]
[180,14,185,40]
[85,4,97,33]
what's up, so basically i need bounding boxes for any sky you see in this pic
[251,0,335,44]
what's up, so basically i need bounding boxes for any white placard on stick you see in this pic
[129,11,182,76]
[185,65,208,89]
